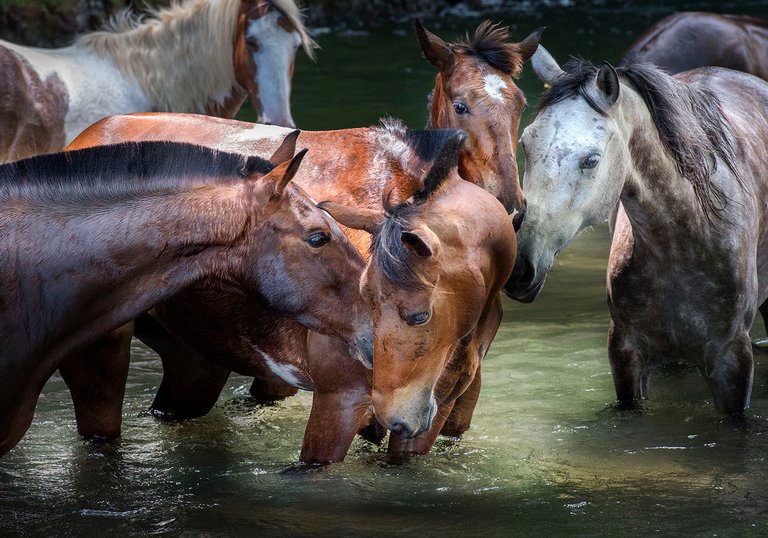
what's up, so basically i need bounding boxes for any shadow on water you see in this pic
[4,1,768,536]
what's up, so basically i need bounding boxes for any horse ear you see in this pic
[517,27,545,63]
[596,62,620,106]
[270,148,308,197]
[402,226,440,258]
[418,129,467,201]
[415,19,455,72]
[269,129,301,165]
[531,44,563,84]
[317,201,384,234]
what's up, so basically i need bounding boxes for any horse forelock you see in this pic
[0,141,274,210]
[75,0,242,113]
[371,209,434,291]
[538,59,742,218]
[268,0,318,59]
[455,20,523,76]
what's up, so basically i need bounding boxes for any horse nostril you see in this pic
[389,417,414,438]
[512,200,527,232]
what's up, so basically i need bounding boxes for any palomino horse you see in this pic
[0,140,368,457]
[67,20,539,462]
[0,0,315,162]
[506,45,768,413]
[621,12,768,80]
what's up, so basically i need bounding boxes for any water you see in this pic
[4,2,768,536]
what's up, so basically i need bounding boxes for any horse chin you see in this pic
[503,275,546,303]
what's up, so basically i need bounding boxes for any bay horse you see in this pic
[505,45,768,413]
[66,20,540,463]
[621,12,768,80]
[0,0,315,162]
[0,140,368,457]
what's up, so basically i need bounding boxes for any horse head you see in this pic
[234,0,318,128]
[240,136,371,364]
[505,46,630,302]
[416,19,543,222]
[322,127,515,439]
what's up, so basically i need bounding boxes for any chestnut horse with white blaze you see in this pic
[0,0,315,162]
[506,45,768,413]
[67,21,538,463]
[0,140,368,457]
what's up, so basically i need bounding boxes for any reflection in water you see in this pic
[3,1,768,535]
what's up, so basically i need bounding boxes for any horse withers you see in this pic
[506,45,768,413]
[0,140,368,457]
[0,0,315,162]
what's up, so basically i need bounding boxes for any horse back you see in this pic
[0,44,68,162]
[622,12,768,80]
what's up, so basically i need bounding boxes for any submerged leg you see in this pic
[608,322,648,406]
[248,378,298,404]
[59,323,133,439]
[704,332,754,414]
[300,333,374,464]
[134,314,231,420]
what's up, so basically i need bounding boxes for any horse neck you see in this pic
[2,183,251,367]
[617,85,714,245]
[78,0,242,115]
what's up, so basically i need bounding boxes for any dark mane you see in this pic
[371,119,466,289]
[537,59,742,217]
[0,141,274,209]
[454,20,523,76]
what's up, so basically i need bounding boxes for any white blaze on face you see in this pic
[247,10,301,128]
[483,73,507,102]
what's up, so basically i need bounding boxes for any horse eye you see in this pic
[406,311,431,326]
[581,154,600,169]
[307,231,331,248]
[453,102,469,115]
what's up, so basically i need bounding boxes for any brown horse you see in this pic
[321,130,516,447]
[0,140,368,457]
[66,20,538,463]
[0,0,315,162]
[621,12,768,79]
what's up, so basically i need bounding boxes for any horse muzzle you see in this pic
[373,391,437,439]
[504,256,547,303]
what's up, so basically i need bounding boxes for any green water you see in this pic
[3,2,768,536]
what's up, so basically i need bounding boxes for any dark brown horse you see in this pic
[621,12,768,79]
[0,0,315,162]
[0,140,367,456]
[65,20,538,463]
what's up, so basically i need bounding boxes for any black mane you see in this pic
[0,141,274,208]
[537,59,742,217]
[455,20,522,76]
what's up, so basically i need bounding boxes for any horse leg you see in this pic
[248,378,298,404]
[300,333,374,464]
[608,321,648,406]
[440,369,481,437]
[58,323,133,439]
[703,332,754,414]
[759,301,768,335]
[134,314,231,420]
[0,385,45,457]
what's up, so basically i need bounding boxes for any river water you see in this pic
[3,1,768,536]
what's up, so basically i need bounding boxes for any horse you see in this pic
[320,131,516,447]
[0,139,369,457]
[65,20,540,463]
[0,0,315,162]
[621,12,768,80]
[505,45,768,413]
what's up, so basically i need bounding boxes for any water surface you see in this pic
[3,2,768,536]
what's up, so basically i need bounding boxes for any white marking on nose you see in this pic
[484,74,507,102]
